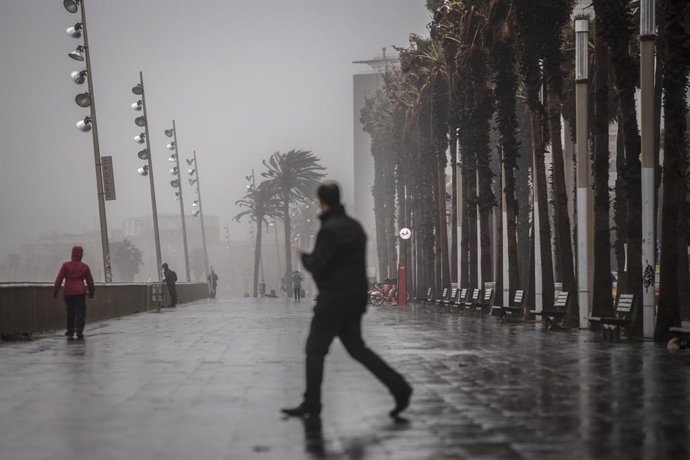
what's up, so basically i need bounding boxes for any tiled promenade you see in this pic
[1,297,689,460]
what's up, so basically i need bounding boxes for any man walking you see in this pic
[282,182,412,419]
[53,246,95,341]
[162,263,178,308]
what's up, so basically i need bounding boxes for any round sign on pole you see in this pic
[399,228,412,240]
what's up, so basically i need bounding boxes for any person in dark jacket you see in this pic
[282,182,412,419]
[208,267,219,299]
[53,246,95,341]
[162,263,178,308]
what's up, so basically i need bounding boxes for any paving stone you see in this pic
[1,297,690,459]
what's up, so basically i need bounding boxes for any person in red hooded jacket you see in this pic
[53,246,95,340]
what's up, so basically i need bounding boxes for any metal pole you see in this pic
[80,0,111,283]
[575,19,590,329]
[640,0,656,339]
[139,72,162,281]
[172,120,191,282]
[194,150,210,283]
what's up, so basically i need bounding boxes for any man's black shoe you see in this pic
[390,385,413,418]
[281,403,321,418]
[76,335,85,341]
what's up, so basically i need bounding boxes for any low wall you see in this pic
[0,282,208,337]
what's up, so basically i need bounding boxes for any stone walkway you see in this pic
[1,297,689,460]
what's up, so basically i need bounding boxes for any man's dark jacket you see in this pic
[302,204,368,315]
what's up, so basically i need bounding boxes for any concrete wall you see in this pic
[0,283,208,337]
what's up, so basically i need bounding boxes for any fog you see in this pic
[0,0,428,285]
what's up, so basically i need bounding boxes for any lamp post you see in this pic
[131,72,162,281]
[575,18,590,329]
[64,0,111,283]
[188,151,209,284]
[165,121,191,282]
[640,0,656,339]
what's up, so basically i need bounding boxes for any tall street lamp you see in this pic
[188,151,210,284]
[575,18,590,329]
[64,0,112,282]
[640,0,656,339]
[165,122,191,282]
[131,72,162,280]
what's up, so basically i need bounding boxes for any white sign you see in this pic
[399,228,412,240]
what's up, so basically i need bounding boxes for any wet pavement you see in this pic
[1,297,689,460]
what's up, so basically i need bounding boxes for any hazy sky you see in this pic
[0,0,429,265]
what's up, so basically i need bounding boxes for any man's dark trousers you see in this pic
[64,294,86,336]
[303,310,408,409]
[166,282,177,307]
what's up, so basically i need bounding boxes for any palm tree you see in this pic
[514,0,555,310]
[261,150,326,292]
[361,88,397,279]
[112,239,142,282]
[486,0,521,301]
[654,0,690,340]
[590,1,615,318]
[234,181,282,297]
[542,0,578,326]
[598,0,643,333]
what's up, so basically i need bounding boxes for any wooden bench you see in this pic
[530,291,569,330]
[420,287,433,304]
[451,288,468,310]
[471,288,493,315]
[588,294,636,341]
[464,288,482,314]
[443,288,458,308]
[498,290,525,320]
[434,287,449,306]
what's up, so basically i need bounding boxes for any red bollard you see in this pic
[398,264,407,306]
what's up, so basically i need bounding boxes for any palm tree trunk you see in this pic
[478,165,493,284]
[591,11,613,317]
[437,159,450,288]
[461,162,471,287]
[372,146,388,279]
[529,104,555,310]
[654,0,687,339]
[545,60,578,326]
[450,128,458,284]
[467,161,479,288]
[253,217,263,298]
[282,197,292,295]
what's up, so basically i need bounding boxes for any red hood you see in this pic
[71,246,83,261]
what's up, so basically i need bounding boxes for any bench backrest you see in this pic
[449,288,458,301]
[426,287,433,301]
[483,288,493,304]
[457,288,468,302]
[616,294,635,319]
[471,288,481,301]
[513,290,525,306]
[439,287,449,300]
[554,291,569,310]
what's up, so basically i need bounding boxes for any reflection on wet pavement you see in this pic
[1,298,689,459]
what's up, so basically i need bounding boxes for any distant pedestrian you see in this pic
[53,246,95,341]
[208,267,219,299]
[282,182,412,419]
[162,263,178,308]
[292,270,304,302]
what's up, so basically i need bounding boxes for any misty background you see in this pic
[0,0,428,286]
